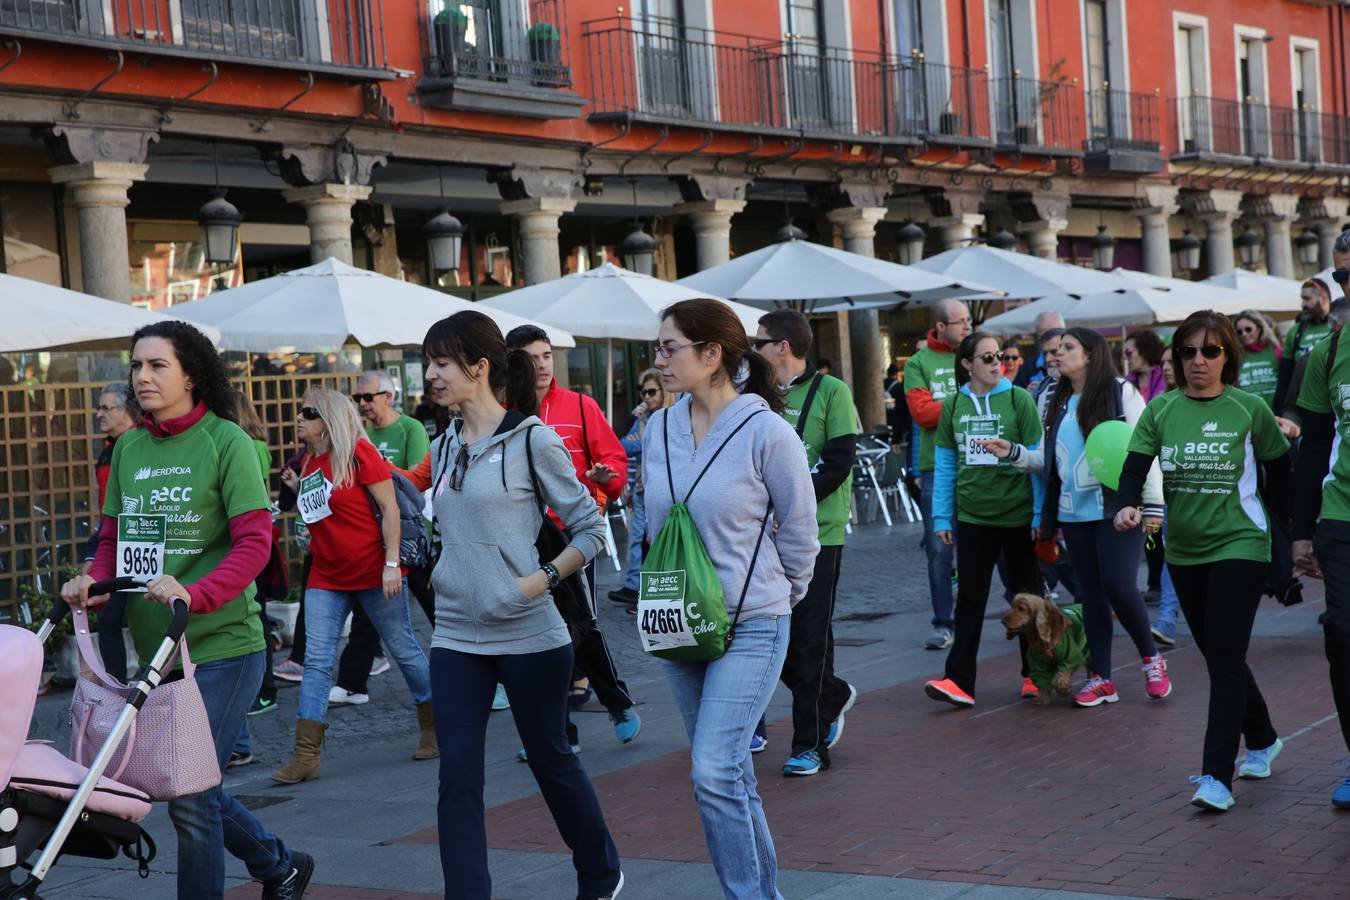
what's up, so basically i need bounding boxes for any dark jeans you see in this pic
[919,471,956,629]
[1060,521,1157,679]
[1313,518,1350,754]
[430,645,620,900]
[335,563,436,694]
[779,544,852,761]
[1168,559,1278,789]
[95,593,129,682]
[944,522,1040,697]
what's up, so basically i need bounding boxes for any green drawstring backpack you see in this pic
[638,408,773,662]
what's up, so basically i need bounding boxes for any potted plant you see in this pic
[938,109,963,136]
[527,21,561,85]
[434,6,469,69]
[21,576,79,686]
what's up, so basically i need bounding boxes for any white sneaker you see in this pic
[328,686,369,706]
[370,657,391,677]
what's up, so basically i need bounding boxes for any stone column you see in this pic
[1315,198,1349,270]
[1016,219,1068,260]
[932,213,986,250]
[1189,190,1244,277]
[827,206,888,432]
[48,161,148,302]
[1132,185,1181,277]
[674,198,746,270]
[1263,194,1300,280]
[283,183,374,265]
[500,197,577,285]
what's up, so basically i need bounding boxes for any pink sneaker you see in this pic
[1073,674,1118,707]
[1142,655,1172,700]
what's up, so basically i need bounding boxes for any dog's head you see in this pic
[1001,593,1068,652]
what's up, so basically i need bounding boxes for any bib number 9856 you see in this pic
[121,544,160,577]
[117,513,166,582]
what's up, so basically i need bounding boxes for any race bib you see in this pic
[964,415,1000,466]
[636,570,698,652]
[297,470,334,524]
[117,514,165,582]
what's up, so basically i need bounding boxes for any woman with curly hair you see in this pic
[62,320,312,899]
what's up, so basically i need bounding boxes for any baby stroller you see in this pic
[1,577,186,899]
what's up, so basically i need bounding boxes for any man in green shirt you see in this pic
[755,310,858,777]
[904,299,972,650]
[1276,275,1336,413]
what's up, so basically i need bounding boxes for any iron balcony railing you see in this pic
[1085,88,1161,153]
[902,58,991,143]
[423,0,571,89]
[1168,94,1350,166]
[0,0,388,75]
[991,75,1083,153]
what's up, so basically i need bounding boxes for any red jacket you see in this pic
[538,380,627,506]
[905,329,957,431]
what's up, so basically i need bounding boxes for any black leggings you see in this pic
[1168,558,1278,788]
[1060,520,1158,679]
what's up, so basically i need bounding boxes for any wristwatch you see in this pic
[540,562,561,590]
[384,560,400,569]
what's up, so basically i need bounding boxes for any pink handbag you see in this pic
[67,605,221,800]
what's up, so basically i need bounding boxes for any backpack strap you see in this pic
[726,504,774,648]
[523,424,547,520]
[794,372,825,438]
[682,409,767,504]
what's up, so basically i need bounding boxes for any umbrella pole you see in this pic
[606,337,614,425]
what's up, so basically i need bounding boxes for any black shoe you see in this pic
[227,751,253,769]
[248,696,278,716]
[1142,590,1161,606]
[578,870,624,900]
[608,587,638,605]
[1280,581,1304,607]
[263,850,314,900]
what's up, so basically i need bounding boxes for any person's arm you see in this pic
[582,394,628,497]
[534,427,607,566]
[1121,384,1164,510]
[1274,340,1297,415]
[903,355,944,430]
[183,510,273,612]
[365,477,405,599]
[759,424,819,602]
[931,445,957,533]
[1115,450,1155,510]
[394,449,434,492]
[1294,406,1333,541]
[811,384,858,501]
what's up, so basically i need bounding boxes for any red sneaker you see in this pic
[1020,677,1039,699]
[924,678,974,707]
[1073,674,1119,707]
[1142,654,1172,700]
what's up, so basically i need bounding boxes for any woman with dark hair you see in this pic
[642,298,817,898]
[1125,329,1167,401]
[61,320,310,898]
[421,311,622,900]
[1116,311,1291,811]
[993,328,1171,706]
[923,332,1044,708]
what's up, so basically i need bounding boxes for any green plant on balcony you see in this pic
[434,6,471,65]
[528,21,562,84]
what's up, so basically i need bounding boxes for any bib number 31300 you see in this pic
[297,470,334,524]
[636,569,699,653]
[117,514,166,581]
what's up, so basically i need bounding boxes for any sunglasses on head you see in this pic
[641,388,660,398]
[1177,345,1224,360]
[1334,268,1350,286]
[974,352,1010,365]
[352,391,390,403]
[299,406,322,420]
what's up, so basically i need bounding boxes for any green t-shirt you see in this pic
[935,384,1042,527]
[104,411,271,665]
[904,345,958,472]
[1284,320,1332,362]
[1238,344,1279,408]
[1128,387,1289,566]
[366,414,431,469]
[1297,334,1350,523]
[252,438,271,484]
[782,372,857,546]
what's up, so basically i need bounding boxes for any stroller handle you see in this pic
[44,578,191,645]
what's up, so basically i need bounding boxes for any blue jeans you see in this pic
[622,490,648,592]
[662,614,791,900]
[298,582,432,723]
[168,650,291,898]
[1156,516,1180,629]
[919,470,955,629]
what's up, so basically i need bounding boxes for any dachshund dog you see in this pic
[1001,593,1089,705]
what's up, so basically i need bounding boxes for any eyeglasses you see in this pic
[752,337,783,349]
[974,352,1010,365]
[352,391,391,403]
[96,404,124,414]
[641,388,660,398]
[1334,268,1350,286]
[1177,345,1224,360]
[653,341,705,359]
[1236,325,1258,335]
[299,406,323,420]
[944,318,972,328]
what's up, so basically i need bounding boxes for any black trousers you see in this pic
[1145,534,1166,593]
[572,562,634,714]
[1168,559,1278,789]
[1314,519,1350,754]
[336,563,436,694]
[96,593,129,681]
[779,544,852,762]
[944,522,1040,697]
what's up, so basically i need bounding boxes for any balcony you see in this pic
[902,59,992,146]
[991,76,1084,156]
[1169,95,1350,170]
[418,0,585,119]
[0,0,390,78]
[1083,89,1163,174]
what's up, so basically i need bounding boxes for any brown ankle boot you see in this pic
[414,701,439,760]
[272,718,326,784]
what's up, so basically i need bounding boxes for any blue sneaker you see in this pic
[825,682,858,749]
[1333,760,1350,809]
[782,750,824,777]
[1189,775,1235,811]
[491,684,510,711]
[749,733,768,754]
[1151,617,1177,647]
[1237,738,1283,779]
[611,708,641,744]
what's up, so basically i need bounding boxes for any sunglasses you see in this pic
[752,337,783,349]
[299,406,322,420]
[352,391,391,403]
[641,388,660,398]
[1334,268,1350,286]
[448,442,470,491]
[1236,325,1258,334]
[1003,354,1021,362]
[1177,345,1224,360]
[973,352,1010,365]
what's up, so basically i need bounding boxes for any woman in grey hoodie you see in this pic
[643,299,819,899]
[421,311,623,900]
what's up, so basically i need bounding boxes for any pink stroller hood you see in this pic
[0,624,43,792]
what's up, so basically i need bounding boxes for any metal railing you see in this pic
[900,59,991,142]
[1085,88,1161,153]
[423,0,571,89]
[1170,95,1350,166]
[991,75,1083,152]
[0,0,388,74]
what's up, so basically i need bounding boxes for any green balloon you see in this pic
[1084,420,1133,491]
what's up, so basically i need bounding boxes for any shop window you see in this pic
[1,183,63,287]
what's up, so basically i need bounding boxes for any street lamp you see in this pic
[1235,225,1263,269]
[1090,224,1116,271]
[988,227,1018,251]
[1296,228,1320,267]
[620,178,658,276]
[1171,228,1201,273]
[897,220,925,265]
[774,222,808,243]
[198,144,242,291]
[426,166,464,274]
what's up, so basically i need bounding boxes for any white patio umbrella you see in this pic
[0,272,221,352]
[478,262,763,419]
[1201,269,1307,305]
[674,237,997,311]
[170,257,575,352]
[1064,284,1260,329]
[979,294,1079,335]
[912,245,1132,299]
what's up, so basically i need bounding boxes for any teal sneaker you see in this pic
[610,708,641,744]
[825,683,858,749]
[782,750,824,777]
[1237,738,1283,779]
[491,684,510,711]
[1189,775,1235,811]
[1333,760,1350,809]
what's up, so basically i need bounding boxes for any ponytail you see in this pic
[740,349,785,413]
[504,348,539,416]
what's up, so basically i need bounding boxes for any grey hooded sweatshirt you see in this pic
[429,411,605,655]
[642,393,819,620]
